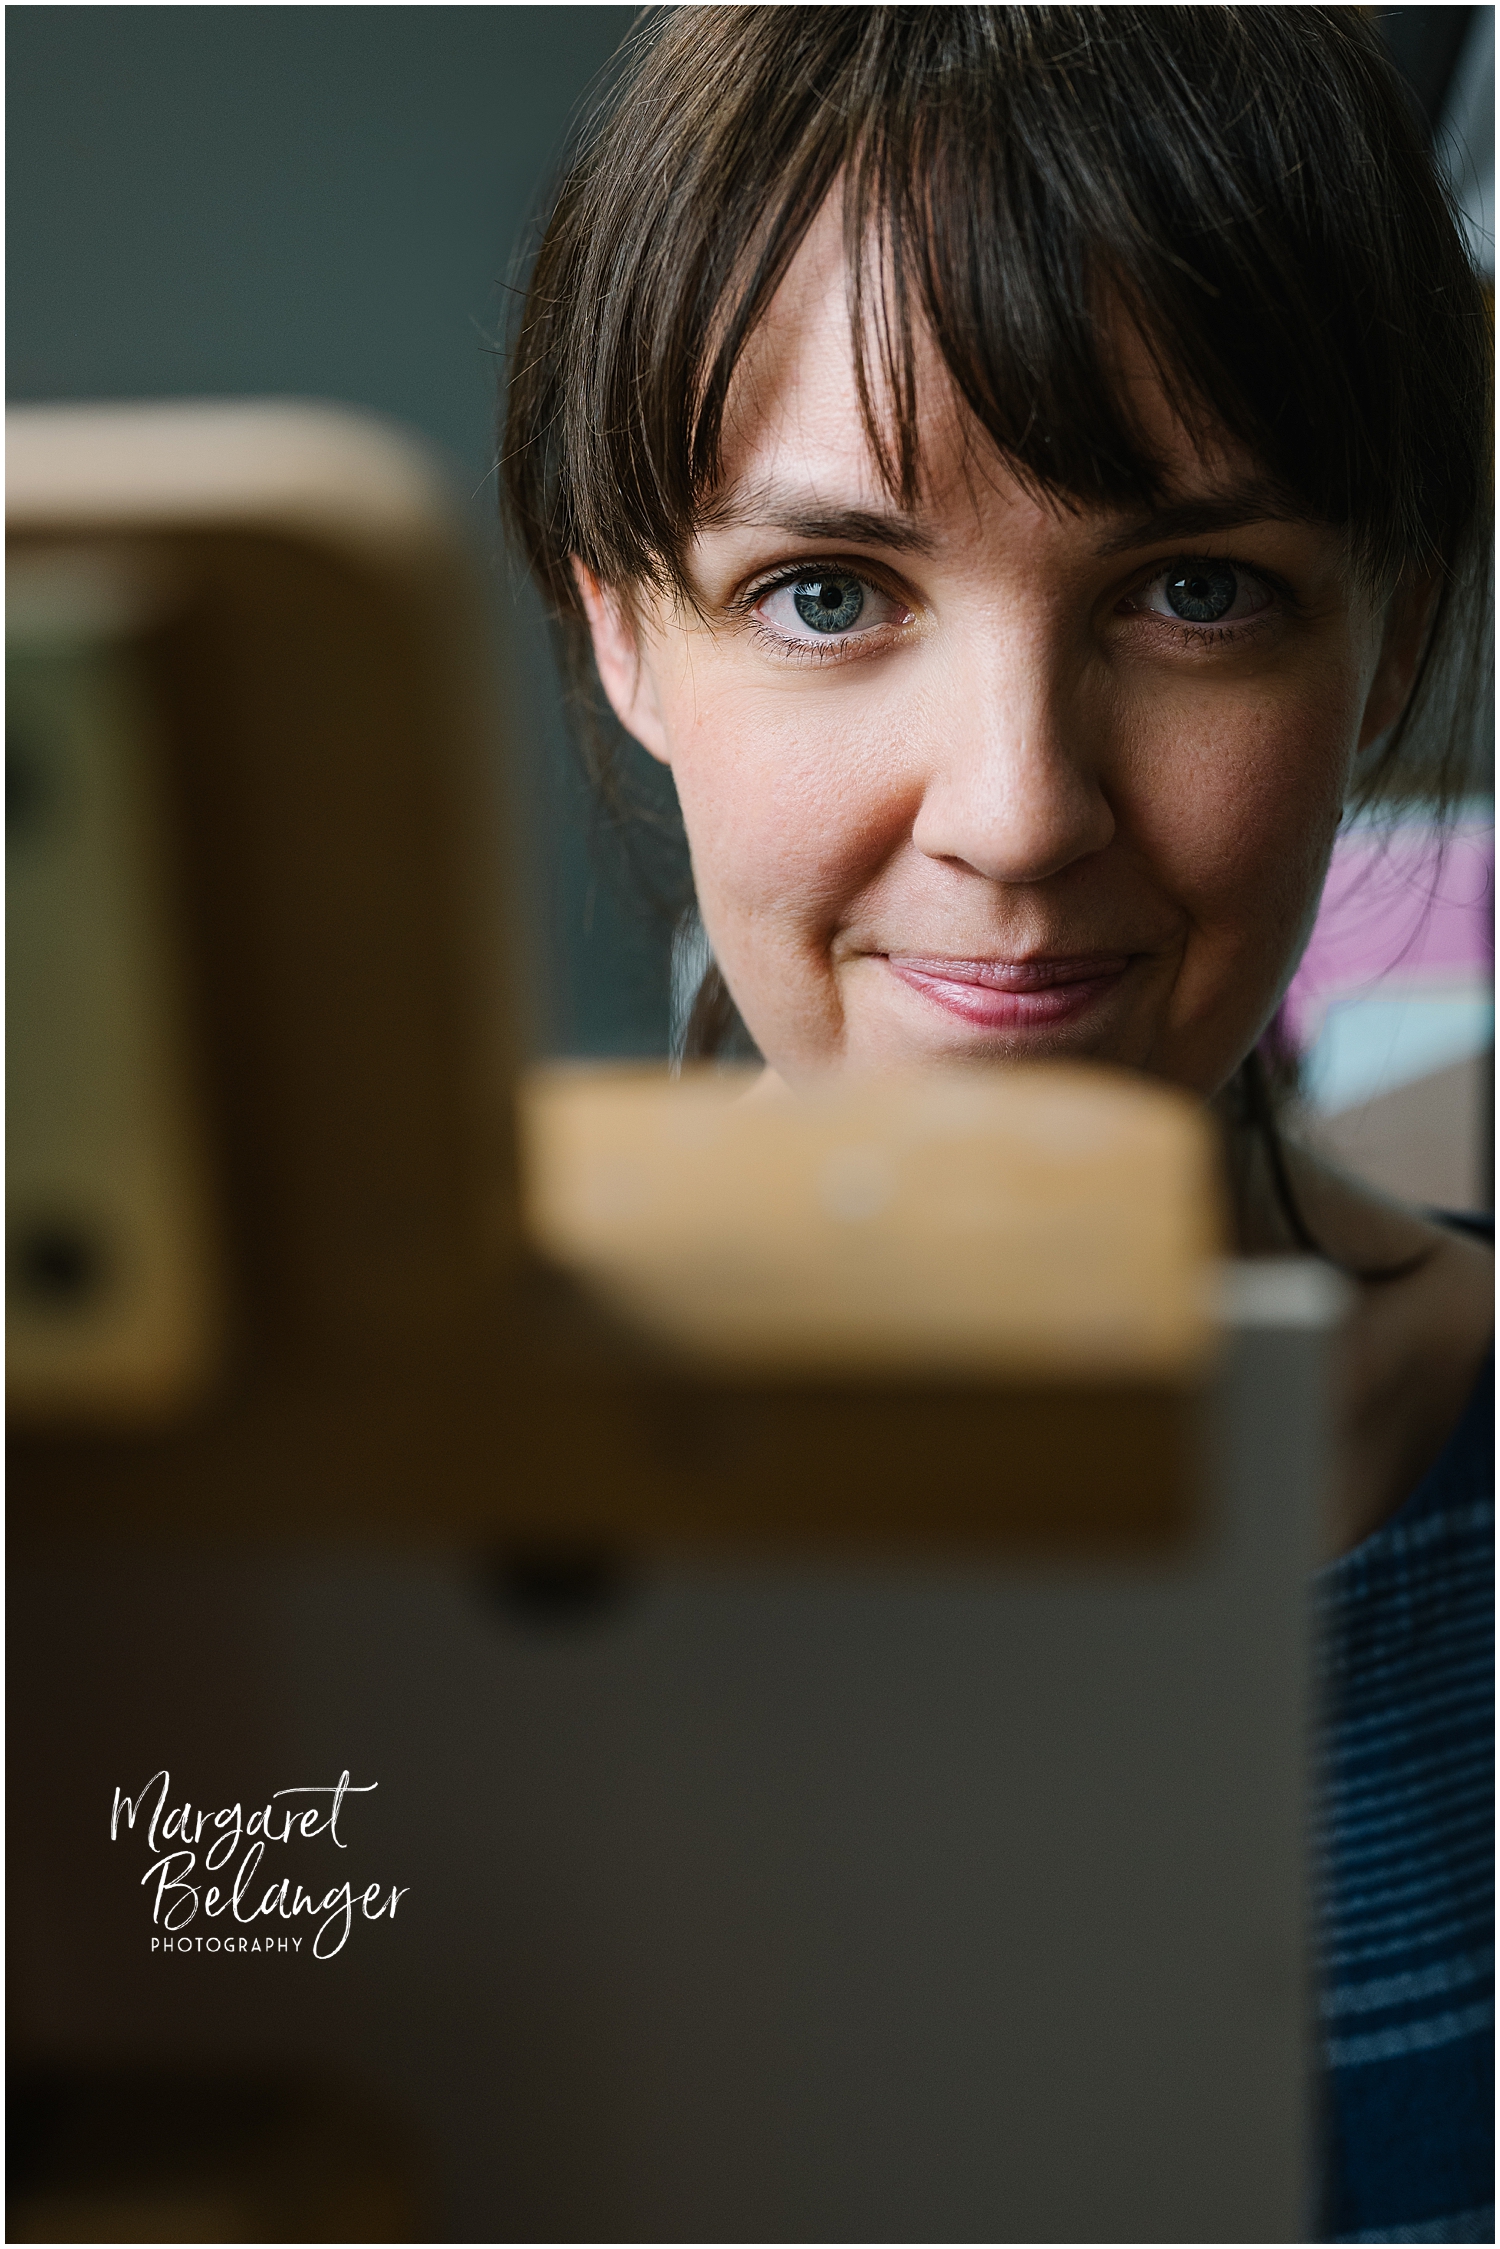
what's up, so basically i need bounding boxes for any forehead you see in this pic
[717,195,957,515]
[711,193,1258,539]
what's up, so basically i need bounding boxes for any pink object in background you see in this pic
[1283,817,1494,1051]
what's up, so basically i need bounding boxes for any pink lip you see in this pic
[883,952,1132,1031]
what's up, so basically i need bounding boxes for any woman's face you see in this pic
[579,201,1419,1098]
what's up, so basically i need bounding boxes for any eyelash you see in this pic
[1121,554,1293,643]
[736,563,911,664]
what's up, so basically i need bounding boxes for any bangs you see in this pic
[505,6,1491,795]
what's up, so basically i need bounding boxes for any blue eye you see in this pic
[754,570,908,647]
[1128,558,1273,631]
[1164,564,1238,622]
[792,576,865,632]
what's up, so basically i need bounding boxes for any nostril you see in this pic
[911,769,1115,887]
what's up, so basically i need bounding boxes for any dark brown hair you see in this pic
[506,4,1491,811]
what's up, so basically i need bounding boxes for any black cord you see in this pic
[1238,1048,1432,1287]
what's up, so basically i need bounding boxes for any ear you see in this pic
[1357,575,1437,752]
[572,562,671,763]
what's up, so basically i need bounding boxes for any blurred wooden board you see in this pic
[523,1061,1221,1382]
[8,560,226,1418]
[7,406,518,1432]
[7,404,1221,1559]
[6,1306,1202,1557]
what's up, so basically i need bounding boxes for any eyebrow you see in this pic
[1092,484,1308,556]
[697,484,937,555]
[698,476,1308,560]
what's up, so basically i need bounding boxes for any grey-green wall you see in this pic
[6,2,682,1057]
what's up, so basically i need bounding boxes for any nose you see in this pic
[910,657,1115,885]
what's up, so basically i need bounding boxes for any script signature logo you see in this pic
[111,1769,409,1960]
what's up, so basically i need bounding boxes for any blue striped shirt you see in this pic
[1314,1309,1494,2246]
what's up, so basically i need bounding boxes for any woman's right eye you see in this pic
[755,572,905,642]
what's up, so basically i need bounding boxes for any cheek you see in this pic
[1123,667,1358,1059]
[1148,706,1338,916]
[667,679,916,937]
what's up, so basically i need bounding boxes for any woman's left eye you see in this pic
[755,572,905,641]
[1130,559,1273,627]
